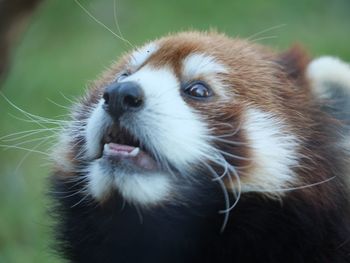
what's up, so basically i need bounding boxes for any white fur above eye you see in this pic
[129,42,159,69]
[182,53,228,78]
[242,108,300,194]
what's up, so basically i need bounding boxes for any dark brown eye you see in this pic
[116,73,129,82]
[184,82,212,99]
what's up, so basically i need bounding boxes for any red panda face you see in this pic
[50,30,350,262]
[53,31,317,209]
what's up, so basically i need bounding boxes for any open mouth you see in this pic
[101,124,158,171]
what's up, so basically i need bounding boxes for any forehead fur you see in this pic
[146,31,275,75]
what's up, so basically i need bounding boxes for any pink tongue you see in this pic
[108,143,135,153]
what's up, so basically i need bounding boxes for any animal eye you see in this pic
[184,82,212,99]
[116,73,129,82]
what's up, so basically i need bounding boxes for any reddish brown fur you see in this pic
[62,31,336,203]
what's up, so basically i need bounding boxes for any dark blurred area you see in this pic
[0,0,349,262]
[0,0,42,82]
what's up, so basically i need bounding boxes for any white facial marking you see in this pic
[242,108,300,194]
[87,160,172,205]
[124,66,212,170]
[183,53,228,77]
[85,100,111,160]
[88,161,114,200]
[307,56,350,98]
[114,172,171,205]
[129,42,159,69]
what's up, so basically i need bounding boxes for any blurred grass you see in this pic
[0,0,349,262]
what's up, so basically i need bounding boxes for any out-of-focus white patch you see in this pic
[51,130,75,172]
[307,56,350,158]
[123,66,212,171]
[129,42,159,69]
[242,108,300,194]
[85,100,112,160]
[307,56,350,97]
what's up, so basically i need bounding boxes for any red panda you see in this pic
[51,31,350,262]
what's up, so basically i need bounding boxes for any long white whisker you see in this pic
[247,24,286,41]
[218,150,251,161]
[8,113,67,126]
[250,35,277,43]
[113,0,134,49]
[0,144,51,156]
[59,92,78,104]
[15,136,53,172]
[47,98,71,110]
[219,164,241,214]
[211,160,229,181]
[212,136,248,146]
[204,162,231,232]
[53,184,89,199]
[1,93,65,124]
[74,0,134,48]
[70,188,90,208]
[11,134,56,148]
[0,128,58,141]
[257,176,337,193]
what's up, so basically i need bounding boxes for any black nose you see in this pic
[103,81,144,119]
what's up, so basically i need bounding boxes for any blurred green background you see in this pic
[0,0,349,262]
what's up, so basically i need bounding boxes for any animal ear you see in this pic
[276,45,310,83]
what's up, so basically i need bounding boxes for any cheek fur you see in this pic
[87,161,114,200]
[85,100,111,160]
[240,108,300,194]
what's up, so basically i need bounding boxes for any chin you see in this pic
[50,31,350,263]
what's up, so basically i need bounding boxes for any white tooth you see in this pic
[129,147,140,157]
[103,144,110,152]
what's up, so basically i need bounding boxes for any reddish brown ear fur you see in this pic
[276,45,310,84]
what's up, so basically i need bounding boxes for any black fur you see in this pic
[51,157,350,263]
[321,82,350,134]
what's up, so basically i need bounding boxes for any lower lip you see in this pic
[103,143,157,170]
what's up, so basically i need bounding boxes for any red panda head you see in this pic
[53,31,340,212]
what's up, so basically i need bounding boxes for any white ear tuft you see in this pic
[307,56,350,97]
